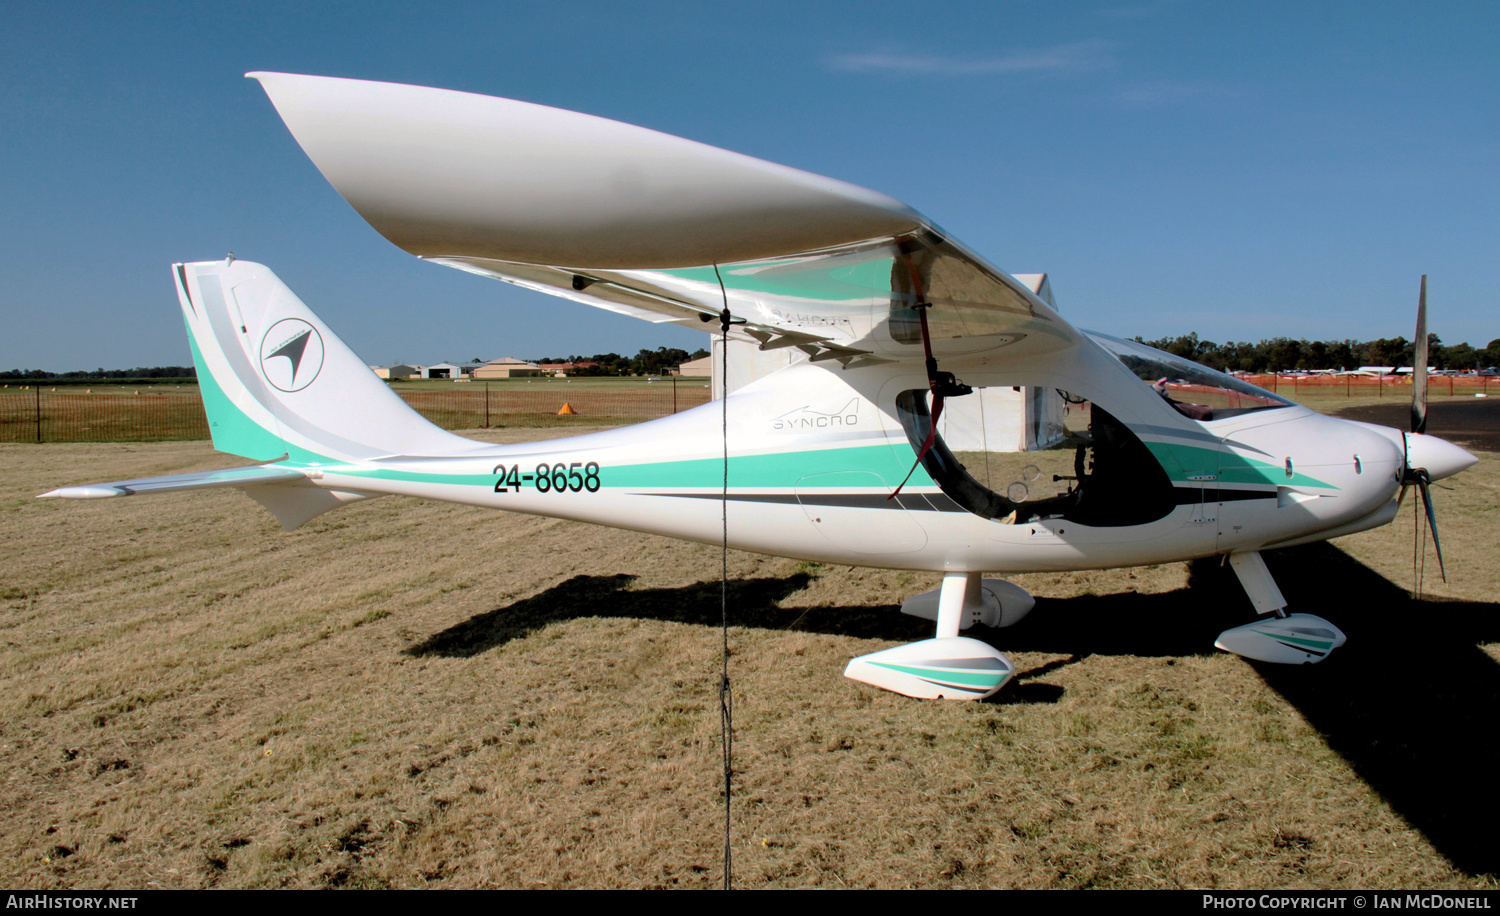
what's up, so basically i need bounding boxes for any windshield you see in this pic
[1087,331,1293,420]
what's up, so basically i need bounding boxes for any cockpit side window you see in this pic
[895,389,1176,527]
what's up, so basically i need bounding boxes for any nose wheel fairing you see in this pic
[1215,614,1347,664]
[1216,551,1346,665]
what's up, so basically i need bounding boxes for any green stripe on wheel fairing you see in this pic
[1263,633,1334,650]
[868,661,1009,689]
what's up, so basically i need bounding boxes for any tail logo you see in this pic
[259,318,325,392]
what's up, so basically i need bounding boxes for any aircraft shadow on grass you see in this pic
[1247,545,1500,880]
[407,541,1500,878]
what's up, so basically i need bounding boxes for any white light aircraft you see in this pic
[41,75,1478,700]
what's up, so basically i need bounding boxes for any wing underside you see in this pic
[250,72,1083,365]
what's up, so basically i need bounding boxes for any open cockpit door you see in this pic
[893,389,1178,529]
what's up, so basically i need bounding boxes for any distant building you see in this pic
[675,356,712,377]
[541,361,601,377]
[422,361,485,379]
[472,357,549,379]
[370,364,419,380]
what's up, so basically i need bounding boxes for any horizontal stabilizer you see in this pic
[39,465,306,499]
[40,464,381,531]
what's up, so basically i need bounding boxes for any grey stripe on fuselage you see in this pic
[646,491,968,512]
[1134,424,1273,457]
[649,486,1273,514]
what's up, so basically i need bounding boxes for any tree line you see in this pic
[1132,334,1500,373]
[11,331,1500,380]
[533,346,709,376]
[1,366,197,380]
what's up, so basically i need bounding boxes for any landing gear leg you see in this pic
[1214,551,1346,664]
[844,572,1018,700]
[1228,552,1288,618]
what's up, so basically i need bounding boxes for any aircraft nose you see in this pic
[1406,432,1478,481]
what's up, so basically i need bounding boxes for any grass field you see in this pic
[0,378,711,442]
[2,407,1497,888]
[391,376,707,391]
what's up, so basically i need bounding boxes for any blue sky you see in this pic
[3,1,1497,371]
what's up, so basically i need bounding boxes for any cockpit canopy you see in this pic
[1087,331,1293,421]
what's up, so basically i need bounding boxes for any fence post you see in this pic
[672,375,678,414]
[35,385,41,443]
[485,380,490,428]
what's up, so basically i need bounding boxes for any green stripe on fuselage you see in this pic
[606,445,930,489]
[1144,441,1336,490]
[333,445,932,492]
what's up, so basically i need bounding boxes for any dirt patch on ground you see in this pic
[1,431,1496,889]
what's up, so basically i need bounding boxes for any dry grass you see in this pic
[0,390,210,442]
[1,422,1497,889]
[0,383,710,443]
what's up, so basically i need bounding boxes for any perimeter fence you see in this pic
[0,379,713,444]
[2,375,1491,444]
[1243,373,1496,399]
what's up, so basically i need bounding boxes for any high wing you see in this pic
[249,73,1081,367]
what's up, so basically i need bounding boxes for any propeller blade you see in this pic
[1411,275,1428,435]
[1418,477,1447,582]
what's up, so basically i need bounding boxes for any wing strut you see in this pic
[890,248,972,498]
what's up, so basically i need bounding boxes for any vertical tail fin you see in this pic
[175,259,474,463]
